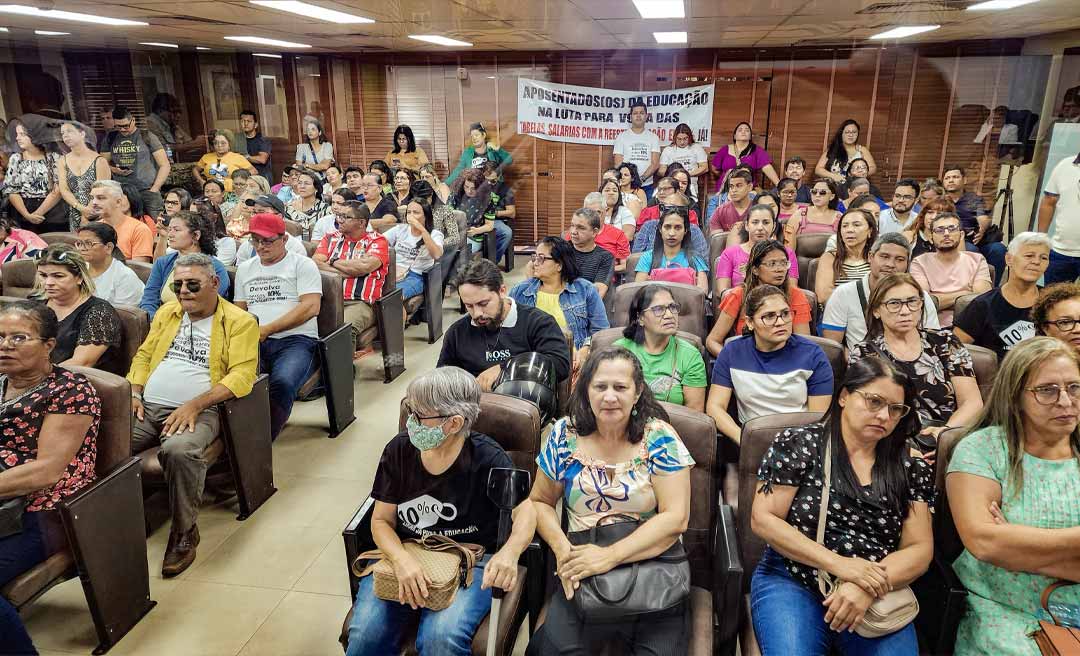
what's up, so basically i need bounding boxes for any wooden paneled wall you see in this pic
[325,42,1033,244]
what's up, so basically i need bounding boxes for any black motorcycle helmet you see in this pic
[493,352,559,425]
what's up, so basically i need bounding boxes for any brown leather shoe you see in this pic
[162,524,200,578]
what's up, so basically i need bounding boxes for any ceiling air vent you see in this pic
[161,15,235,25]
[856,1,967,13]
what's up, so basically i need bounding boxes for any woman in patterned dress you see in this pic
[56,121,110,231]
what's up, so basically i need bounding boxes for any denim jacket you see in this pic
[138,251,232,319]
[509,278,609,349]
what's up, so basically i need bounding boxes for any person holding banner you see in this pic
[613,101,661,198]
[711,122,779,193]
[659,123,708,202]
[446,122,512,186]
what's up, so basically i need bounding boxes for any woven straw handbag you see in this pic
[352,534,485,611]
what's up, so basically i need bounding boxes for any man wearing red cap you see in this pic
[233,213,323,440]
[314,202,389,357]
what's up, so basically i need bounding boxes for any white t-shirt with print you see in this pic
[613,128,661,185]
[659,143,708,199]
[1045,156,1080,256]
[144,314,213,407]
[385,224,444,274]
[234,251,323,339]
[93,258,145,307]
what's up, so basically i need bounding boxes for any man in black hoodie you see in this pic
[438,258,570,392]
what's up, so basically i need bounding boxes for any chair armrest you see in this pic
[375,288,406,383]
[912,552,968,656]
[342,497,377,599]
[220,374,276,519]
[319,323,356,437]
[713,503,744,647]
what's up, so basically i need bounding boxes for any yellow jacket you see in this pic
[127,296,259,399]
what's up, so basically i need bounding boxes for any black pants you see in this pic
[526,591,689,655]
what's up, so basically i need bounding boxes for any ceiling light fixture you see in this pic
[0,27,7,31]
[196,46,210,50]
[653,31,687,43]
[0,5,147,26]
[408,35,472,47]
[253,52,282,58]
[225,35,310,48]
[139,42,178,48]
[869,24,940,39]
[34,29,69,35]
[249,1,373,23]
[966,0,1039,9]
[633,0,684,19]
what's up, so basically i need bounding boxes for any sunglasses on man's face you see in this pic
[170,279,202,294]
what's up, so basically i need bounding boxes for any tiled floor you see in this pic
[24,258,531,656]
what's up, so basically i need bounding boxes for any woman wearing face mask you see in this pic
[2,118,66,234]
[634,207,709,292]
[295,120,334,173]
[193,131,256,193]
[385,124,430,174]
[446,122,513,186]
[711,121,779,193]
[816,119,877,185]
[716,204,798,293]
[614,285,707,411]
[848,273,983,451]
[707,240,813,356]
[56,121,110,231]
[659,123,709,202]
[903,198,957,259]
[525,347,694,655]
[796,178,843,237]
[343,367,536,656]
[707,284,833,445]
[816,209,878,304]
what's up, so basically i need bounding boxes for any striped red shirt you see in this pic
[316,231,389,302]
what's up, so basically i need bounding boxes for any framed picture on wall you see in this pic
[212,72,240,120]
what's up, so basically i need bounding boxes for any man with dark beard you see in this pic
[438,258,570,392]
[878,178,920,234]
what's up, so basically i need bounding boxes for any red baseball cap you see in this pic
[248,213,286,239]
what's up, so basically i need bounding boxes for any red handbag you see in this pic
[1033,581,1080,655]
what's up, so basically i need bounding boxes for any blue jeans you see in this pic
[976,240,1007,286]
[469,221,513,262]
[260,335,318,440]
[1045,249,1080,285]
[399,270,424,300]
[750,548,918,656]
[345,555,492,656]
[0,510,46,655]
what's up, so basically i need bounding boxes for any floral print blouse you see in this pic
[537,416,694,533]
[0,367,100,512]
[757,422,935,593]
[2,152,59,199]
[848,328,975,427]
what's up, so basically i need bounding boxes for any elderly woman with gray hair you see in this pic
[344,366,537,656]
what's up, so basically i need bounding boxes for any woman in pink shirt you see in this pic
[711,122,779,192]
[715,204,798,294]
[795,178,842,235]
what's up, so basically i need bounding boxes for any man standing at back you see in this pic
[102,105,171,220]
[86,180,154,263]
[942,164,1006,284]
[613,101,661,198]
[233,213,322,440]
[239,109,272,181]
[1037,150,1080,285]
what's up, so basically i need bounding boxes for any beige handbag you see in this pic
[352,534,485,611]
[815,434,920,638]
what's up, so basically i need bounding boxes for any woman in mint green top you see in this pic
[613,284,706,411]
[946,336,1080,656]
[446,122,512,185]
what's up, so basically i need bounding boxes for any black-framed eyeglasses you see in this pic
[0,334,41,347]
[931,225,961,235]
[249,235,283,247]
[74,240,103,249]
[1044,317,1080,333]
[1026,383,1080,406]
[170,279,202,294]
[756,309,792,326]
[531,254,554,264]
[882,296,923,314]
[853,390,910,420]
[646,302,680,318]
[404,402,451,422]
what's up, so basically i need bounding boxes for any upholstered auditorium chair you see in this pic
[0,258,36,297]
[1,366,155,654]
[294,271,355,437]
[112,305,151,375]
[39,232,79,247]
[964,344,999,402]
[795,233,830,290]
[126,260,153,284]
[346,246,405,383]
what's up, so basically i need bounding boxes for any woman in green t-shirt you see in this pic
[613,284,707,411]
[947,336,1080,656]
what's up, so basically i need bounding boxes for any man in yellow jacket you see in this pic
[127,252,259,577]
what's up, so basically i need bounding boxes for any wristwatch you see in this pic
[132,392,143,401]
[328,256,339,266]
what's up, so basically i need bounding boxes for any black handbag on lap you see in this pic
[566,514,690,622]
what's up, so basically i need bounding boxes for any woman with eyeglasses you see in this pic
[750,355,932,655]
[162,188,192,223]
[945,337,1080,656]
[391,168,417,209]
[816,208,878,305]
[76,221,144,307]
[776,178,807,223]
[0,300,103,655]
[510,237,608,375]
[903,197,958,259]
[386,124,430,174]
[707,240,812,357]
[1033,282,1080,355]
[613,285,707,411]
[634,207,709,292]
[716,204,798,293]
[796,178,843,237]
[31,245,123,375]
[138,211,230,319]
[707,284,833,444]
[287,169,331,237]
[848,273,983,452]
[193,131,256,194]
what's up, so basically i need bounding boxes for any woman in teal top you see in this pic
[446,122,512,185]
[633,207,709,292]
[614,284,707,411]
[947,336,1080,656]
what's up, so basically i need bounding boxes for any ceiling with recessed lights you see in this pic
[0,0,1077,53]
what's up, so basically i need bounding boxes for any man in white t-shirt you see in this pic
[821,232,939,350]
[1038,152,1080,285]
[128,253,259,577]
[612,100,661,196]
[234,213,322,440]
